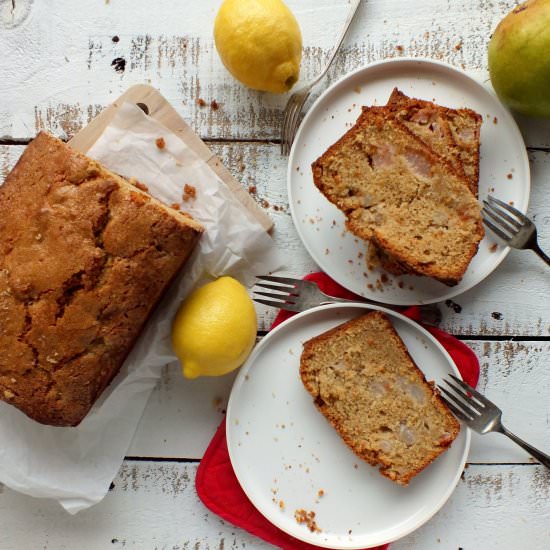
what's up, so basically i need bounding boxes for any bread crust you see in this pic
[0,132,203,426]
[300,311,460,485]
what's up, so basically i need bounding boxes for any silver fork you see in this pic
[253,275,442,325]
[438,374,550,469]
[280,0,362,155]
[482,195,550,267]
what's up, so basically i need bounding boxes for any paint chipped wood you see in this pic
[0,461,547,550]
[1,0,549,146]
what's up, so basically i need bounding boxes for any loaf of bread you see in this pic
[312,106,484,286]
[300,311,460,485]
[0,132,204,426]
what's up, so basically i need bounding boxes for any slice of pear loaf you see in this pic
[299,311,460,485]
[312,107,484,286]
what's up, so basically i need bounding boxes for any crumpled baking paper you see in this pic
[0,102,281,514]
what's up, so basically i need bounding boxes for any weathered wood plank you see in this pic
[0,462,547,549]
[1,0,549,147]
[2,144,549,336]
[128,341,550,464]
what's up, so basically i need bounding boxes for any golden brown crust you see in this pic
[0,132,204,426]
[300,311,460,485]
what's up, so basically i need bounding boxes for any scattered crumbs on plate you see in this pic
[155,137,166,149]
[348,529,353,535]
[237,442,242,446]
[281,424,286,429]
[296,166,300,172]
[489,187,495,192]
[331,115,335,119]
[367,283,374,290]
[210,100,219,111]
[489,243,498,252]
[248,185,257,194]
[357,251,364,259]
[509,200,515,206]
[171,203,180,210]
[492,311,503,320]
[245,431,250,436]
[507,173,513,179]
[493,116,498,124]
[347,259,353,265]
[294,509,321,533]
[309,217,315,224]
[244,374,250,381]
[461,63,466,70]
[196,98,206,107]
[353,86,361,94]
[353,463,359,469]
[288,348,294,355]
[212,396,223,409]
[279,500,285,510]
[317,489,325,498]
[454,40,463,51]
[261,198,270,208]
[297,199,302,204]
[409,285,414,291]
[325,248,330,255]
[395,44,404,53]
[398,281,405,288]
[331,219,337,227]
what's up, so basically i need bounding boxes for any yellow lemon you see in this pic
[172,276,257,379]
[214,0,302,93]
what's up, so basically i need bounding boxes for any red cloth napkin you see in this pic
[196,273,479,550]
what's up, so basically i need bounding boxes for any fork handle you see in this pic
[312,0,362,87]
[501,426,550,469]
[533,242,550,268]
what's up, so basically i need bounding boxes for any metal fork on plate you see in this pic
[482,195,550,268]
[280,0,362,155]
[438,374,550,469]
[253,275,442,325]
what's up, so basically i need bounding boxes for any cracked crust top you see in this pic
[0,132,203,426]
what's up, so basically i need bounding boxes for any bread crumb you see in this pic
[248,185,257,195]
[317,489,325,497]
[171,203,181,211]
[210,100,219,111]
[454,41,463,51]
[155,137,166,149]
[196,98,206,107]
[493,116,498,124]
[3,390,14,399]
[182,184,197,202]
[507,173,513,179]
[129,178,149,192]
[396,45,404,53]
[279,500,285,510]
[489,243,498,252]
[294,509,321,533]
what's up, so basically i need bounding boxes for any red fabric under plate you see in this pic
[196,272,479,550]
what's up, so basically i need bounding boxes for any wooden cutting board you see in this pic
[68,84,272,232]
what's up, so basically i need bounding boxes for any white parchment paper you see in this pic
[0,103,281,514]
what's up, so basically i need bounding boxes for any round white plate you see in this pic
[288,58,530,305]
[227,304,470,549]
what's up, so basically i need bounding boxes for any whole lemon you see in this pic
[488,0,550,117]
[172,276,257,379]
[214,0,302,93]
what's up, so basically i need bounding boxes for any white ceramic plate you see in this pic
[227,304,470,549]
[288,58,530,305]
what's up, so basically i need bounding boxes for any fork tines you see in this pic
[437,374,489,421]
[481,195,527,242]
[253,275,301,312]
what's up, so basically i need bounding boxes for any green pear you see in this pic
[488,0,550,118]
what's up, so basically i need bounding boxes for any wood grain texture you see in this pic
[127,341,550,464]
[0,461,548,550]
[2,143,549,336]
[1,0,549,146]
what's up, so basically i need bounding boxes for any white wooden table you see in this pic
[1,1,549,548]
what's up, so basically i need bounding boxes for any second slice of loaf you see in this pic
[300,311,460,485]
[312,107,484,286]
